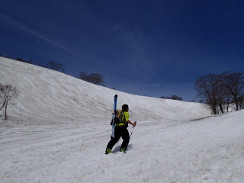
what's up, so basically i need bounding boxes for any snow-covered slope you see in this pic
[0,57,210,125]
[0,57,243,183]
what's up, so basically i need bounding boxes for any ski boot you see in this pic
[120,147,127,153]
[105,148,112,154]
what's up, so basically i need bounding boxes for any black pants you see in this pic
[106,126,130,150]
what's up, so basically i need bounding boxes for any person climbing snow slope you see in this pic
[105,104,136,154]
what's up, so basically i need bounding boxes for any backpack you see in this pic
[111,109,126,126]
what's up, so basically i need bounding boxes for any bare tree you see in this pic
[79,72,105,86]
[79,72,89,82]
[195,74,220,114]
[0,84,4,110]
[171,95,183,101]
[160,95,183,101]
[46,61,65,73]
[90,73,104,85]
[220,72,244,111]
[0,84,19,120]
[215,76,229,114]
[15,57,34,64]
[239,94,244,109]
[196,72,244,114]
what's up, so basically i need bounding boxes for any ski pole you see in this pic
[130,121,137,137]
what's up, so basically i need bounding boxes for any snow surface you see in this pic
[0,57,243,183]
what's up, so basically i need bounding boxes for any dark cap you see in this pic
[122,104,129,111]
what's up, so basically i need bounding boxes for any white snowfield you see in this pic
[0,57,243,183]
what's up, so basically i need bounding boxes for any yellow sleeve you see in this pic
[124,112,130,122]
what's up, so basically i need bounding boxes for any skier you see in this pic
[105,104,136,154]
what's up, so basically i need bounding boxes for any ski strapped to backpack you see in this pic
[111,94,118,138]
[111,95,137,138]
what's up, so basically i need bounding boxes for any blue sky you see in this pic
[0,0,243,101]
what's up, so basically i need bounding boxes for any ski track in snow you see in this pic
[0,57,244,183]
